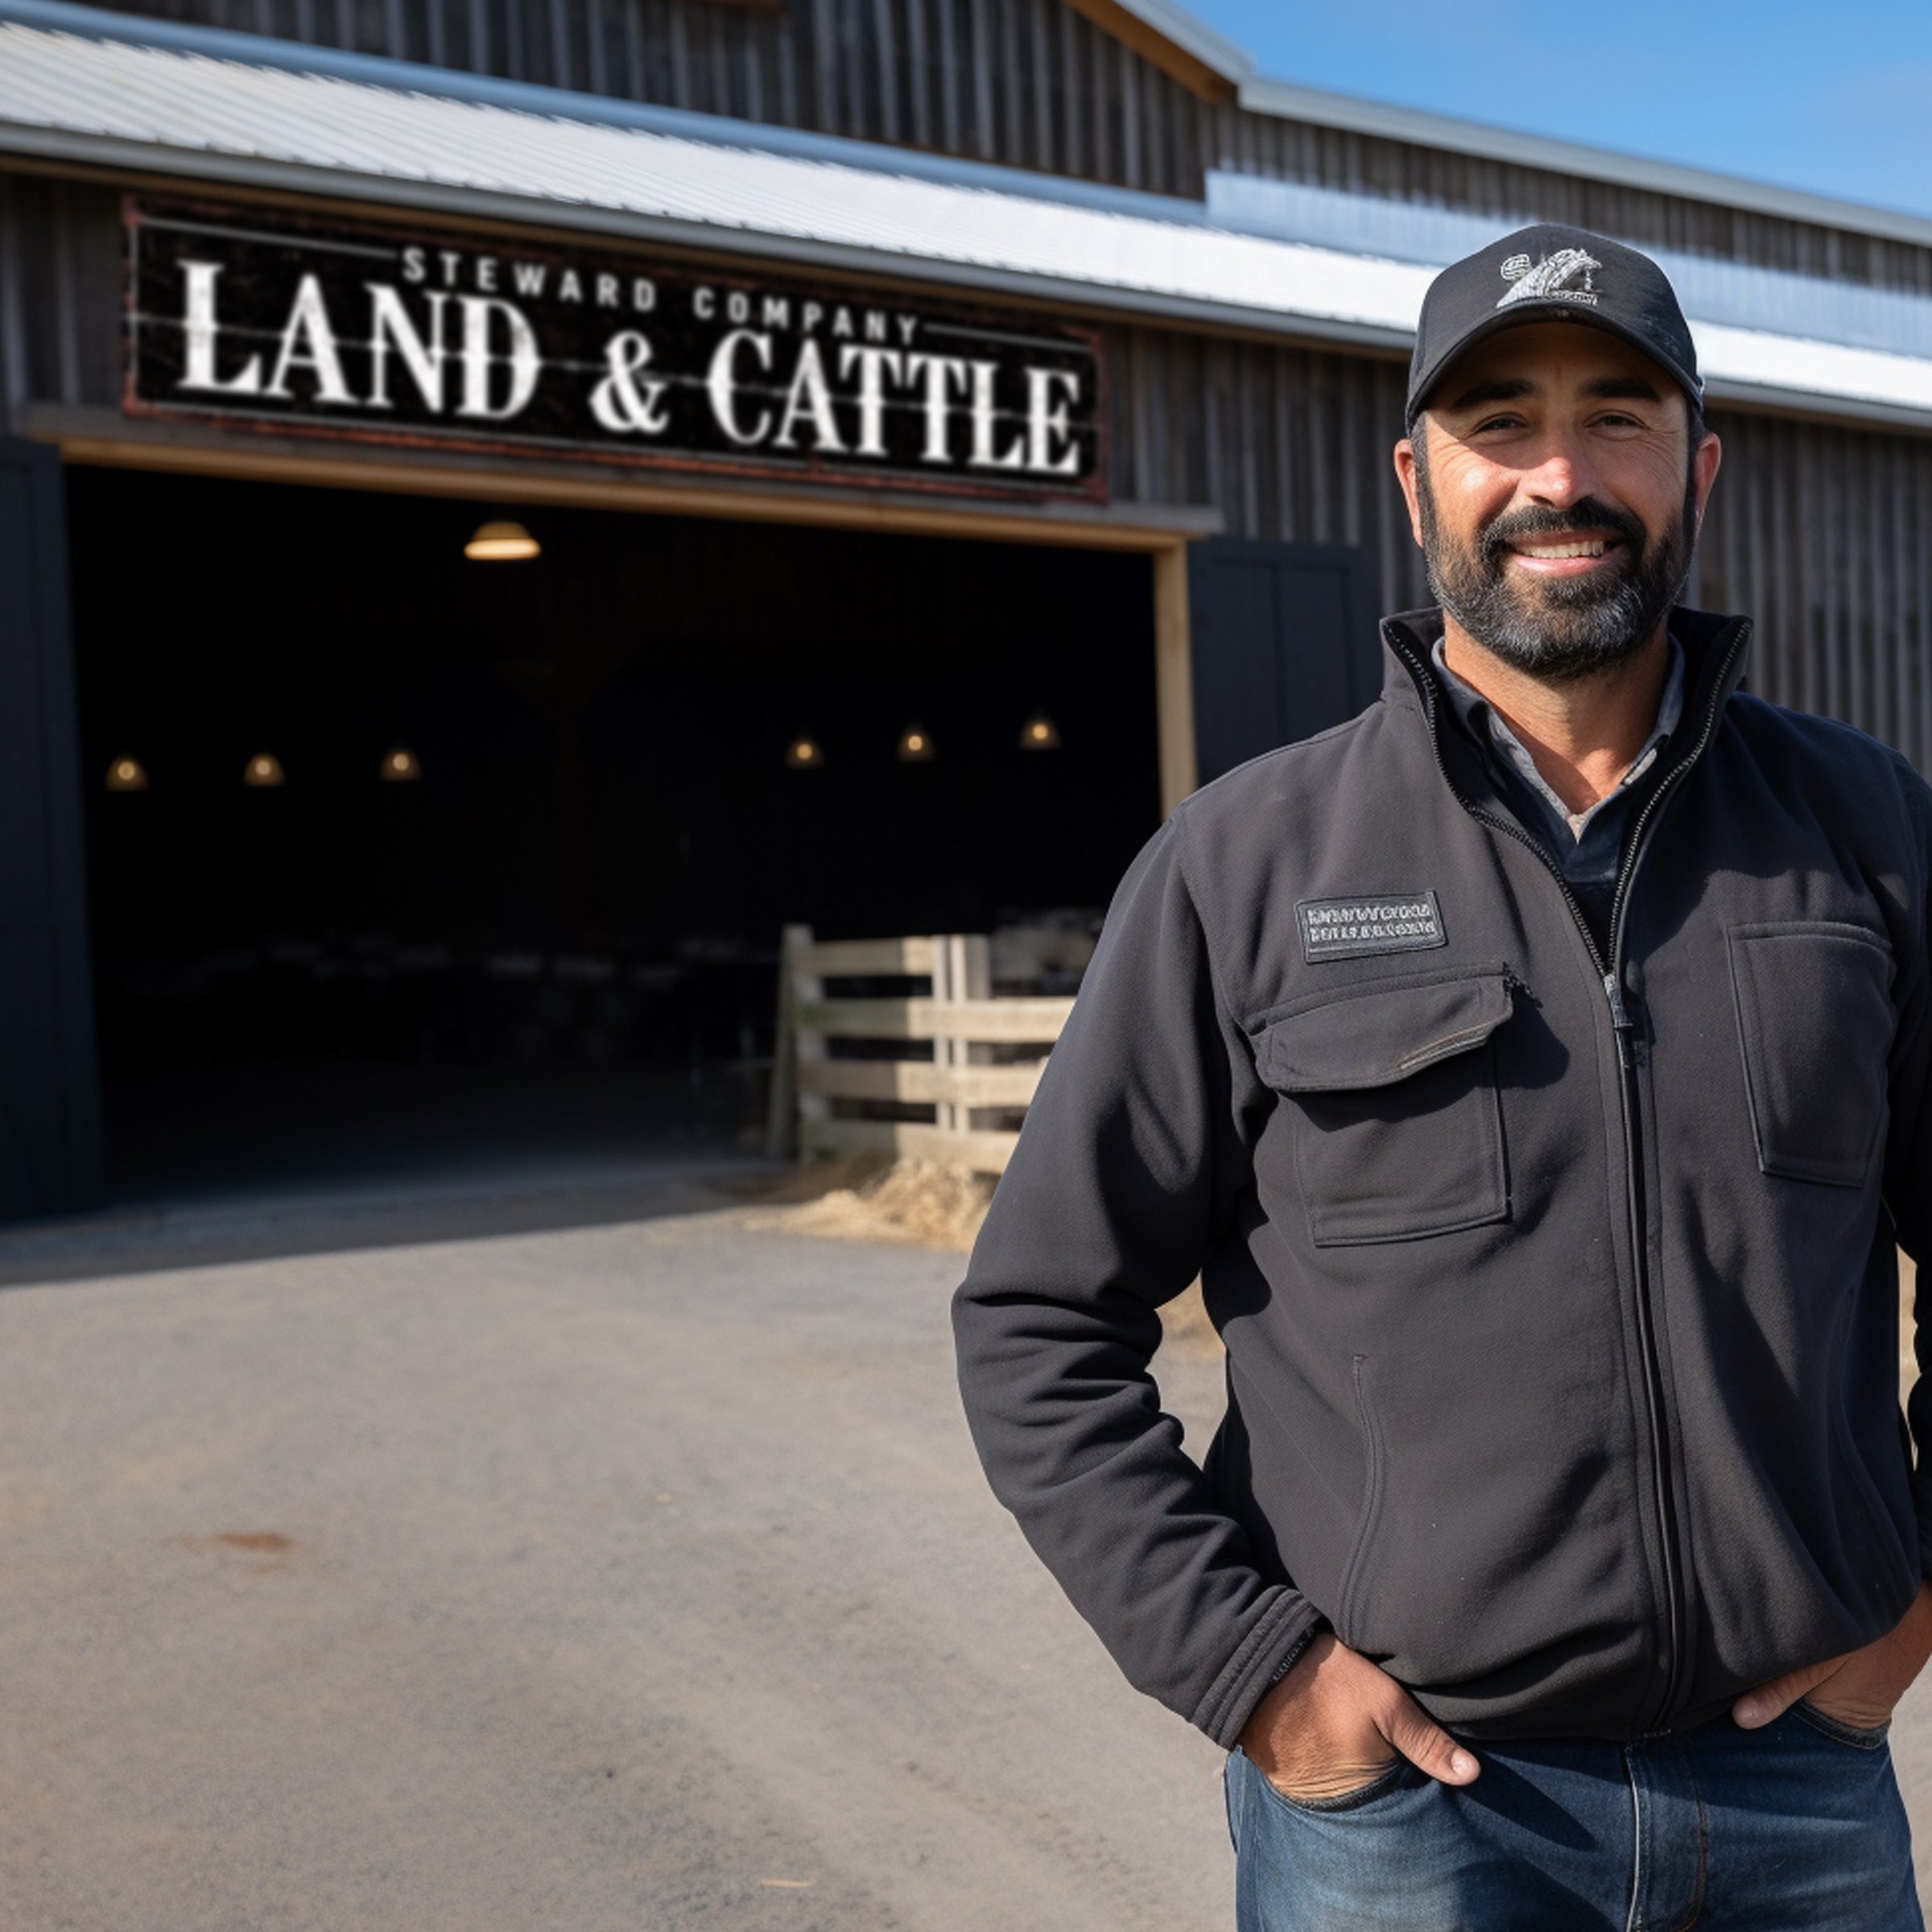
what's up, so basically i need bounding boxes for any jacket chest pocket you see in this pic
[1727,921,1893,1188]
[1254,968,1514,1247]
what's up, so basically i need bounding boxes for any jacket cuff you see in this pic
[1189,1589,1327,1748]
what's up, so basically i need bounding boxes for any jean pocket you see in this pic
[1792,1699,1893,1750]
[1239,1746,1414,1817]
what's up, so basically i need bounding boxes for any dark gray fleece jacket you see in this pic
[952,605,1932,1749]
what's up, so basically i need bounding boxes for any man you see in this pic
[952,224,1932,1929]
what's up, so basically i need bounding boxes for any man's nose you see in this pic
[1520,434,1603,508]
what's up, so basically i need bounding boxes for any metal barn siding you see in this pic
[1107,322,1932,773]
[3,168,1930,775]
[1697,408,1932,775]
[76,0,1215,196]
[66,0,1932,295]
[0,174,121,429]
[1108,322,1426,612]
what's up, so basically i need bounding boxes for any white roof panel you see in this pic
[1,12,1929,427]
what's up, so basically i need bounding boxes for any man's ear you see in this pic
[1690,429,1723,540]
[1393,430,1427,548]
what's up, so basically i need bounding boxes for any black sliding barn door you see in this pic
[1187,539,1382,788]
[0,440,101,1220]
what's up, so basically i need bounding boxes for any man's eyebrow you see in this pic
[1441,377,1534,412]
[1442,372,1668,413]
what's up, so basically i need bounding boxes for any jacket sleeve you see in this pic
[950,806,1320,1746]
[1885,756,1932,1579]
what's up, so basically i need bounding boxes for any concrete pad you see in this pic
[0,1192,1922,1926]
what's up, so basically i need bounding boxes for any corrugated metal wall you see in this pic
[1106,324,1430,617]
[4,167,1930,770]
[78,0,1932,296]
[1695,409,1932,773]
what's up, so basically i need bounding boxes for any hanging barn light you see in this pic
[464,520,541,561]
[243,753,287,787]
[105,757,149,792]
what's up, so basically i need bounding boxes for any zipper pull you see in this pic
[1604,972,1637,1071]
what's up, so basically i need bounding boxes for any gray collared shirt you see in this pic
[1430,634,1685,943]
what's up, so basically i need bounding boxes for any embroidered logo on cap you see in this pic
[1298,892,1447,963]
[1497,248,1601,310]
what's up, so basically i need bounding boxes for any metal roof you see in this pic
[1,4,1930,428]
[1235,76,1932,259]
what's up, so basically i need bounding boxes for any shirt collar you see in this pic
[1430,634,1686,844]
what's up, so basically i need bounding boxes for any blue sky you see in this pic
[1183,1,1932,221]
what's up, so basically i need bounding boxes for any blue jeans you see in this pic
[1225,1703,1923,1930]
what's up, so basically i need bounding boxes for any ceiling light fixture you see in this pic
[784,736,825,770]
[105,757,149,792]
[243,753,287,787]
[1020,712,1061,750]
[380,746,423,782]
[464,520,540,561]
[896,724,935,762]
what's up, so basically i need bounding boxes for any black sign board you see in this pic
[124,198,1108,500]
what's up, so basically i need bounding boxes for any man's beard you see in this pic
[1417,469,1698,683]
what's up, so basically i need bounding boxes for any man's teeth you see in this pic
[1517,540,1608,559]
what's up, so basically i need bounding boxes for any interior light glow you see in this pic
[464,520,541,561]
[244,753,287,787]
[105,757,149,791]
[381,746,423,782]
[896,724,935,762]
[784,736,825,770]
[1020,712,1062,750]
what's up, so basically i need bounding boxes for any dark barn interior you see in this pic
[66,466,1160,1204]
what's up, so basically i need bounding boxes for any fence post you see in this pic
[765,923,814,1159]
[931,933,991,1140]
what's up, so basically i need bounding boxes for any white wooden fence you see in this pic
[765,924,1092,1173]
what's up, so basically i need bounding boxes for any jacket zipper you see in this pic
[1387,617,1752,1730]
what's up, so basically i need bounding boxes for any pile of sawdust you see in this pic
[745,1158,997,1252]
[739,1159,1225,1362]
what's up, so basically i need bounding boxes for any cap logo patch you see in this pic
[1497,247,1601,310]
[1298,892,1447,963]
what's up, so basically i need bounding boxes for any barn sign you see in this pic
[123,198,1108,500]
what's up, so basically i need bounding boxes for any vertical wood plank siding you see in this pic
[77,0,1932,294]
[3,173,1930,770]
[78,0,1208,193]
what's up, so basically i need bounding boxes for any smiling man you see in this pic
[953,225,1932,1928]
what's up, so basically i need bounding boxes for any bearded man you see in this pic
[952,225,1932,1928]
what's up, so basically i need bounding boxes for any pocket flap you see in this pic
[1257,972,1514,1094]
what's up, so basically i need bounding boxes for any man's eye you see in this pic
[1472,415,1525,434]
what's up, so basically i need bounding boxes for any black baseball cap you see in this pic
[1406,223,1703,426]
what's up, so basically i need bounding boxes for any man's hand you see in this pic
[1734,1577,1932,1732]
[1237,1630,1481,1802]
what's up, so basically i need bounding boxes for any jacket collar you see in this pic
[1378,605,1754,810]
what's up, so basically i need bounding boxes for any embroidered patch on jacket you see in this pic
[1297,892,1447,963]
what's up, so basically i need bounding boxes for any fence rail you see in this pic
[766,924,1089,1174]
